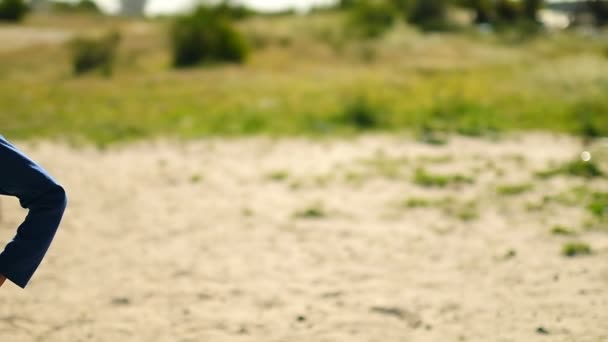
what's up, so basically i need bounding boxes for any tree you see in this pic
[0,0,28,21]
[170,5,249,68]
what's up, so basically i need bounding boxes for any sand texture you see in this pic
[0,134,607,342]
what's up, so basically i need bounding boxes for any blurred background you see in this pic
[0,0,607,341]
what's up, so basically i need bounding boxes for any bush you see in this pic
[335,96,384,130]
[0,0,28,21]
[347,0,396,39]
[69,32,121,76]
[408,0,450,31]
[170,5,249,68]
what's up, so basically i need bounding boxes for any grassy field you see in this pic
[0,12,607,145]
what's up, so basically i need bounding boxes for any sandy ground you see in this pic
[0,134,607,342]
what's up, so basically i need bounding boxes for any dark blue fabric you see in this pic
[0,136,67,288]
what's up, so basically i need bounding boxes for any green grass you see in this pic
[358,154,408,180]
[294,204,327,219]
[1,14,608,145]
[266,170,289,182]
[536,160,605,179]
[189,174,203,183]
[413,169,474,188]
[551,225,576,236]
[496,183,534,196]
[402,196,479,221]
[404,197,433,208]
[588,192,608,219]
[562,242,592,257]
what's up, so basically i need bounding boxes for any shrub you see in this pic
[335,96,384,130]
[347,0,396,39]
[170,5,249,68]
[407,0,450,31]
[69,31,121,76]
[0,0,28,22]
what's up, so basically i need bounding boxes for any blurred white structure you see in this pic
[120,0,147,16]
[539,9,571,29]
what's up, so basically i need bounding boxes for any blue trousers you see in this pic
[0,136,67,288]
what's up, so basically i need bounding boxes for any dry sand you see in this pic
[0,134,607,342]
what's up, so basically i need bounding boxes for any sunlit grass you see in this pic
[1,13,607,145]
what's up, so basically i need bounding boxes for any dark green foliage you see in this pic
[52,0,101,14]
[0,0,28,21]
[390,0,413,13]
[335,96,384,130]
[170,5,249,68]
[573,99,608,139]
[338,0,358,9]
[562,242,592,257]
[408,0,450,31]
[587,0,608,26]
[496,0,521,22]
[469,0,494,24]
[69,31,121,76]
[213,1,254,20]
[523,0,543,22]
[465,0,542,26]
[348,0,396,38]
